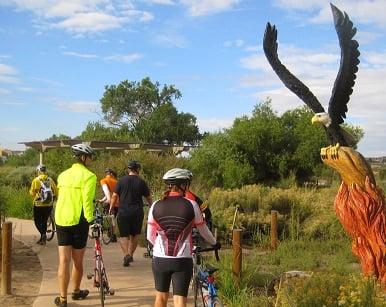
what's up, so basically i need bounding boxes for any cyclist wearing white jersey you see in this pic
[147,168,220,307]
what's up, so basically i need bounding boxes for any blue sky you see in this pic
[1,0,386,157]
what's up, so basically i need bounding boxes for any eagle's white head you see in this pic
[311,112,331,127]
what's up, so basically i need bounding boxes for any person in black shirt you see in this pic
[111,160,153,267]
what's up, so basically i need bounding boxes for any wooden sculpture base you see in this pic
[322,146,386,286]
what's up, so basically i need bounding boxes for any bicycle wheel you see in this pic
[46,214,55,241]
[101,216,112,245]
[193,277,202,307]
[97,261,105,307]
[210,297,224,307]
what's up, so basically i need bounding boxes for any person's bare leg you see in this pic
[119,236,130,255]
[128,234,138,257]
[58,246,72,299]
[173,295,187,307]
[154,291,169,307]
[71,247,86,291]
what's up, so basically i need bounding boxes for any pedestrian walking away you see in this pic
[99,167,118,242]
[29,164,58,245]
[111,160,153,267]
[54,143,97,307]
[147,168,220,307]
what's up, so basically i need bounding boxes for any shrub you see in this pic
[0,186,32,219]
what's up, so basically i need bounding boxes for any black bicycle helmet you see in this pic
[36,164,47,173]
[105,168,117,177]
[163,168,191,185]
[71,143,94,157]
[127,160,141,171]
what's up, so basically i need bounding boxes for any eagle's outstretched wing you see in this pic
[263,22,325,114]
[328,4,360,125]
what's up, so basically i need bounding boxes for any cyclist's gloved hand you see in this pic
[213,242,221,250]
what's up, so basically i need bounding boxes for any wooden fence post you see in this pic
[271,210,278,250]
[1,221,12,295]
[232,228,242,286]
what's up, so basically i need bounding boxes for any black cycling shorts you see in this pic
[117,208,144,236]
[152,257,193,297]
[56,222,89,249]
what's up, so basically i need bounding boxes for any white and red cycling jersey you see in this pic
[147,191,216,258]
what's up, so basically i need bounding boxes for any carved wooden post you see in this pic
[232,229,242,286]
[271,210,278,250]
[1,221,12,295]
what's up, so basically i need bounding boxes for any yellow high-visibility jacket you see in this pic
[29,174,58,207]
[55,163,96,226]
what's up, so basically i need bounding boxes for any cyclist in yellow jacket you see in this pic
[54,144,96,307]
[29,164,58,245]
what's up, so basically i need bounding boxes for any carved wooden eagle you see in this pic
[263,3,360,148]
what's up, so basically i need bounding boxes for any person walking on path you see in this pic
[99,167,118,242]
[54,144,96,307]
[29,164,58,245]
[147,168,220,307]
[111,160,153,267]
[183,169,213,229]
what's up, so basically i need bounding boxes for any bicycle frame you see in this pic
[87,221,114,306]
[192,245,222,307]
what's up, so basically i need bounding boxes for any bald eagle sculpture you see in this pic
[263,4,386,286]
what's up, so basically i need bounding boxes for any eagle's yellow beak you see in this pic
[311,115,319,124]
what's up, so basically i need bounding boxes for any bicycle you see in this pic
[46,209,56,241]
[87,213,115,306]
[88,201,114,245]
[192,232,223,307]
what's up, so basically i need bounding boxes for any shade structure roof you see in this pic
[19,139,190,155]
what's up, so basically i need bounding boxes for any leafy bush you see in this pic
[277,272,346,306]
[0,186,32,219]
[3,166,36,187]
[208,184,340,241]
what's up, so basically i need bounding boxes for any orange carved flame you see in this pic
[335,177,386,285]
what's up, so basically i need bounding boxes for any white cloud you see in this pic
[197,117,233,132]
[0,62,20,84]
[56,100,99,113]
[181,0,240,17]
[0,0,154,34]
[155,32,189,48]
[0,63,17,75]
[0,101,26,106]
[0,88,10,94]
[55,12,122,33]
[150,0,175,4]
[223,39,245,48]
[273,0,386,27]
[0,127,20,133]
[105,53,143,63]
[63,51,98,58]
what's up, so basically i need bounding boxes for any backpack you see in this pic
[38,178,53,204]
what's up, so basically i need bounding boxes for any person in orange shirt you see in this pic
[184,169,212,229]
[99,168,118,242]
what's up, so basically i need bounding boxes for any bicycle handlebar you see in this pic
[193,246,220,261]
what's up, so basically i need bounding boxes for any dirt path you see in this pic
[5,218,172,307]
[0,239,41,307]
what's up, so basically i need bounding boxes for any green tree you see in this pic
[134,103,200,144]
[46,134,71,140]
[79,121,134,142]
[189,99,364,189]
[100,77,182,129]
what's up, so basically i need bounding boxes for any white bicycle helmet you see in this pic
[185,169,193,182]
[163,168,191,185]
[71,143,94,156]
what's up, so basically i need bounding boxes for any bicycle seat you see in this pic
[204,265,218,274]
